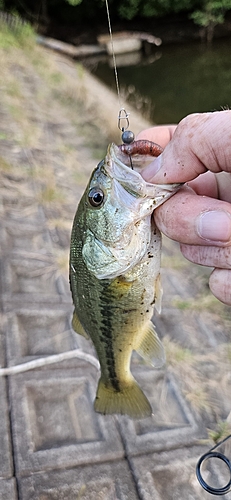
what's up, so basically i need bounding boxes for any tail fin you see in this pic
[94,377,152,419]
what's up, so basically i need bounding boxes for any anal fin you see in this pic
[72,310,89,339]
[136,321,165,368]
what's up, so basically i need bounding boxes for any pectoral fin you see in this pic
[136,321,165,368]
[154,273,163,314]
[72,311,89,339]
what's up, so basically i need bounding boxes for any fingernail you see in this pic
[197,211,231,242]
[142,154,162,182]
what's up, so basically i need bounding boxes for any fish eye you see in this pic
[88,187,104,207]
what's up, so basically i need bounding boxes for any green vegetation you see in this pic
[2,0,231,40]
[118,0,196,20]
[163,337,194,366]
[0,156,12,171]
[190,0,231,42]
[207,420,231,444]
[38,185,65,204]
[0,15,35,49]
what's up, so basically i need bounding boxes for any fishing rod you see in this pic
[196,434,231,495]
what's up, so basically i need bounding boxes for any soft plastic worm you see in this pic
[119,139,163,157]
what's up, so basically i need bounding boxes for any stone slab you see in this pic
[18,461,139,499]
[0,313,7,368]
[3,222,51,254]
[0,479,17,500]
[117,369,204,456]
[0,376,13,479]
[37,35,106,58]
[9,369,124,476]
[106,38,142,55]
[2,255,68,296]
[1,292,71,311]
[153,267,231,350]
[131,446,231,500]
[5,305,96,367]
[0,325,13,479]
[6,306,75,360]
[2,195,43,226]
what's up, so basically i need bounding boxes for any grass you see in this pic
[0,19,35,51]
[76,485,87,500]
[186,387,213,415]
[0,18,117,157]
[0,156,12,172]
[0,21,95,212]
[224,344,231,362]
[5,80,22,98]
[47,218,72,231]
[161,254,189,270]
[207,420,231,445]
[53,249,69,280]
[172,293,231,324]
[163,337,194,366]
[38,185,65,205]
[163,337,223,417]
[0,132,8,139]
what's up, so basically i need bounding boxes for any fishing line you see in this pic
[105,0,121,107]
[104,0,134,154]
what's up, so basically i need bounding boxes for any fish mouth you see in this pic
[106,143,182,204]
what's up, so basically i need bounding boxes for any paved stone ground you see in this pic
[0,35,231,499]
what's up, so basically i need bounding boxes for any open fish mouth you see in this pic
[106,143,182,208]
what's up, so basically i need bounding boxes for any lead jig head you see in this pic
[121,129,135,144]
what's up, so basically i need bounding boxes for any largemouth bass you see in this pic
[70,142,181,419]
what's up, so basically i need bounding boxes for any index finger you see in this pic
[141,110,231,184]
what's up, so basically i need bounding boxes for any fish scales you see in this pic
[70,143,181,419]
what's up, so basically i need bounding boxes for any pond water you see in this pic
[88,39,231,124]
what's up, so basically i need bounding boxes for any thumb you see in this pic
[142,110,231,184]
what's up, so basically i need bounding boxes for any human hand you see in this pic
[137,111,231,305]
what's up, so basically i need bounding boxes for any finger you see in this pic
[154,186,231,246]
[209,269,231,306]
[136,125,177,148]
[216,172,231,203]
[180,244,231,268]
[188,171,218,199]
[189,171,231,203]
[142,110,231,183]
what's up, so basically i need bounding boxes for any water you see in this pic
[88,39,231,124]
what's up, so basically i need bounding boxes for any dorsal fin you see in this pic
[72,311,89,339]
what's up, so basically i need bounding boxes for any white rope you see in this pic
[0,349,100,376]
